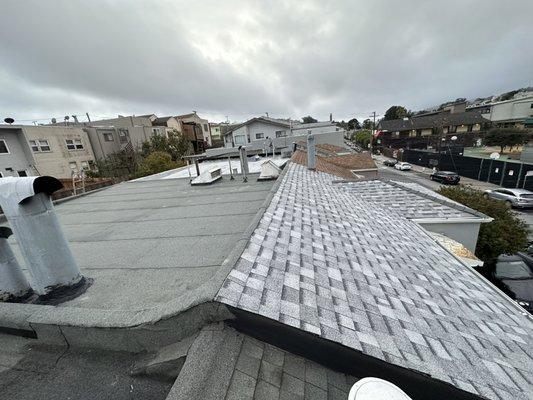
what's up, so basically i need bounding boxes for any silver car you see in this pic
[484,188,533,208]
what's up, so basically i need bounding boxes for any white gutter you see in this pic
[412,217,493,224]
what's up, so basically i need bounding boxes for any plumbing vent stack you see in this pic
[0,227,32,301]
[0,176,83,295]
[239,146,249,182]
[307,133,316,170]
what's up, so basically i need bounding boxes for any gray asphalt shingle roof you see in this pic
[216,162,533,400]
[378,111,489,132]
[339,180,487,221]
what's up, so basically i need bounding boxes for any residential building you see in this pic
[0,124,95,178]
[223,116,343,149]
[0,125,35,177]
[467,92,533,128]
[83,114,161,160]
[175,112,212,147]
[377,110,490,150]
[209,122,224,147]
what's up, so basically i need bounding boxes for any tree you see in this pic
[483,128,530,153]
[137,151,177,177]
[347,118,361,130]
[383,106,409,121]
[354,130,372,149]
[362,119,375,130]
[141,129,192,161]
[302,116,318,124]
[437,186,529,263]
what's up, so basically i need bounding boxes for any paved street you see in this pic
[374,154,533,240]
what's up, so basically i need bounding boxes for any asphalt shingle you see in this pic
[217,162,533,400]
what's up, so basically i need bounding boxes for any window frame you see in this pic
[275,130,287,138]
[102,132,115,142]
[29,139,52,152]
[255,132,265,140]
[66,138,84,150]
[0,139,10,154]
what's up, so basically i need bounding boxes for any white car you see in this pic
[394,162,412,171]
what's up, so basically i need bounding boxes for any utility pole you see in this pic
[369,111,377,154]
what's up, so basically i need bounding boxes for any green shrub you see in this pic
[136,151,177,177]
[437,186,529,262]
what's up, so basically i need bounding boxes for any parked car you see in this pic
[430,171,460,185]
[382,159,397,167]
[484,188,533,208]
[394,162,412,171]
[486,253,533,314]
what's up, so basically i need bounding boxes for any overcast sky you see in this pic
[1,0,532,124]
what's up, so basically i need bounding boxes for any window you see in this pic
[29,139,51,152]
[81,161,90,170]
[255,133,265,140]
[118,129,129,143]
[0,172,3,177]
[0,139,9,154]
[102,132,114,142]
[530,103,533,109]
[152,128,160,135]
[234,135,247,146]
[203,124,208,132]
[275,130,287,138]
[17,170,28,177]
[66,138,84,150]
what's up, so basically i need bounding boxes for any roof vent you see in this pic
[0,227,32,301]
[307,134,316,170]
[0,176,84,296]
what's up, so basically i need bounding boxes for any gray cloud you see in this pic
[1,0,532,124]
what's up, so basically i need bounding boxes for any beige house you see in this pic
[175,112,212,146]
[0,125,95,179]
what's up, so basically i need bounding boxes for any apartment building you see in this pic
[0,125,95,178]
[467,92,533,128]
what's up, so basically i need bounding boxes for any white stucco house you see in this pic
[223,117,344,149]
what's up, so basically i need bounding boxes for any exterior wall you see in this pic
[226,121,345,149]
[23,126,95,178]
[88,115,155,128]
[291,124,341,135]
[210,124,221,139]
[0,127,36,177]
[85,125,154,160]
[418,221,481,253]
[485,96,533,122]
[248,121,289,142]
[177,114,212,146]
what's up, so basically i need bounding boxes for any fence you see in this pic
[401,149,533,190]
